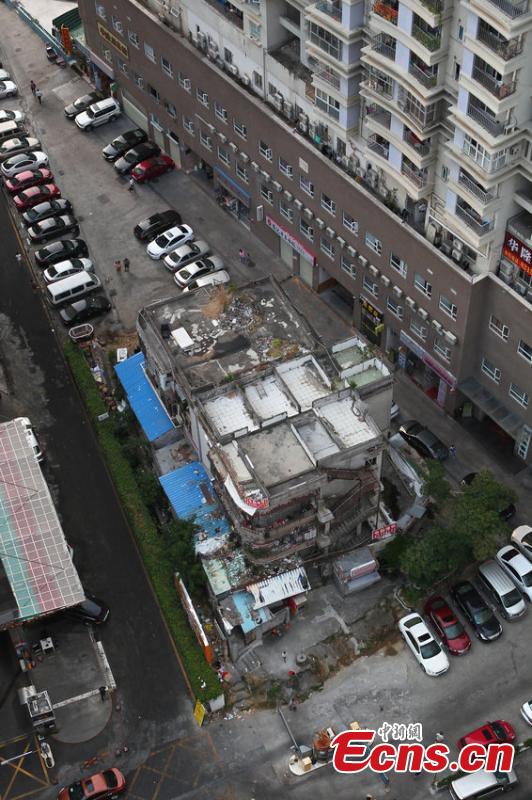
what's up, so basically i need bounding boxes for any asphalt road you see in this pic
[0,185,194,780]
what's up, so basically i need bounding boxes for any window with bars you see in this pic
[518,339,532,363]
[387,296,403,318]
[279,157,293,178]
[410,317,428,340]
[439,294,458,320]
[414,273,432,297]
[343,211,359,235]
[390,252,407,277]
[320,237,336,259]
[321,192,336,216]
[300,175,314,197]
[215,102,228,123]
[197,89,209,107]
[178,73,191,92]
[481,357,501,383]
[341,256,356,278]
[509,383,529,408]
[260,184,273,203]
[363,276,379,297]
[199,132,213,150]
[279,200,293,222]
[434,338,451,362]
[259,140,272,161]
[300,219,314,241]
[489,315,509,341]
[365,231,382,255]
[234,120,247,139]
[218,146,230,166]
[236,163,249,183]
[183,116,195,135]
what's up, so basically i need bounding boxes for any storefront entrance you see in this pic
[265,215,316,284]
[360,297,384,346]
[398,330,456,408]
[213,166,250,228]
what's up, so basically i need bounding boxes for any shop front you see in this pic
[359,296,384,346]
[214,166,251,228]
[398,330,456,408]
[265,215,316,286]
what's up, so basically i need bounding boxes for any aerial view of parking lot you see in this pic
[1,1,532,799]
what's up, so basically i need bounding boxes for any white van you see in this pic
[15,417,43,463]
[449,769,518,799]
[75,98,121,130]
[182,270,230,292]
[478,560,526,620]
[46,272,101,306]
[0,120,24,141]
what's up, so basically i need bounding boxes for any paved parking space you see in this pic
[0,734,50,800]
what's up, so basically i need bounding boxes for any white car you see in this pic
[0,150,48,177]
[496,545,532,601]
[398,613,449,676]
[147,224,194,259]
[0,80,17,98]
[182,270,230,292]
[521,700,532,725]
[0,136,40,160]
[163,240,210,272]
[0,70,11,82]
[0,109,24,124]
[16,417,43,463]
[174,256,225,289]
[43,258,94,283]
[511,525,532,560]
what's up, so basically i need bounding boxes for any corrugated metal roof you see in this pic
[247,567,310,609]
[159,462,231,555]
[115,353,174,443]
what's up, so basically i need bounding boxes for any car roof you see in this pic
[500,545,532,571]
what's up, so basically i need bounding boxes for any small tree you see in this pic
[422,461,451,510]
[399,527,468,589]
[161,518,205,594]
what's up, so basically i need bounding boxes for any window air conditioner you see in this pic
[392,285,403,298]
[347,246,357,258]
[380,274,390,286]
[368,264,379,277]
[229,142,238,152]
[417,308,429,320]
[315,217,326,229]
[240,152,250,163]
[250,160,259,171]
[444,330,457,345]
[283,190,293,201]
[304,208,314,219]
[227,64,239,77]
[272,181,283,192]
[431,319,443,331]
[405,296,416,309]
[294,199,303,210]
[217,132,227,142]
[336,237,346,248]
[358,255,368,267]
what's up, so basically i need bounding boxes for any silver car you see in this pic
[163,240,210,272]
[43,258,94,283]
[0,151,48,177]
[0,137,41,160]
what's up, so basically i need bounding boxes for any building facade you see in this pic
[78,0,532,463]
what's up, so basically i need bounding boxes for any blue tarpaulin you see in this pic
[115,353,174,443]
[159,462,231,554]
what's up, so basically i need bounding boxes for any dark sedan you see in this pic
[133,209,182,242]
[114,142,161,175]
[451,581,502,642]
[102,127,148,161]
[23,198,73,226]
[63,594,110,624]
[64,91,103,119]
[28,214,79,244]
[399,420,449,460]
[35,238,88,268]
[59,294,112,326]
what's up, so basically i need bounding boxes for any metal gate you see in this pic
[299,255,314,287]
[121,95,148,132]
[280,238,292,268]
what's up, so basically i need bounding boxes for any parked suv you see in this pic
[75,98,121,130]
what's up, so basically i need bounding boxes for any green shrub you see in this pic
[64,343,220,702]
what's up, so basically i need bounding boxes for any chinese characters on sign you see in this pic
[97,22,129,58]
[502,230,532,277]
[266,215,316,264]
[360,297,384,344]
[371,523,397,541]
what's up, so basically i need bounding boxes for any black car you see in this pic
[64,91,103,119]
[399,420,449,460]
[451,581,502,642]
[460,473,516,521]
[102,128,148,161]
[28,214,79,243]
[59,294,112,326]
[114,142,161,175]
[35,238,88,268]
[63,594,110,624]
[23,198,72,226]
[133,210,182,242]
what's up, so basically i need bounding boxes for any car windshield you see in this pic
[472,606,492,624]
[179,269,192,281]
[419,640,440,659]
[86,107,96,119]
[75,97,90,108]
[80,599,101,616]
[62,306,77,321]
[125,150,140,163]
[503,588,523,608]
[490,722,506,739]
[68,782,85,800]
[443,621,463,639]
[154,233,169,247]
[102,770,118,789]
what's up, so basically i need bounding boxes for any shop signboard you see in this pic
[97,23,129,58]
[371,523,397,541]
[399,330,456,388]
[266,215,315,264]
[502,230,532,277]
[360,296,384,343]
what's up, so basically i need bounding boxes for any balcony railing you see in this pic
[403,129,431,155]
[471,65,516,99]
[368,137,390,158]
[467,103,503,137]
[372,35,397,60]
[401,160,428,187]
[458,170,495,203]
[316,0,342,20]
[363,71,394,97]
[455,203,494,235]
[366,106,392,128]
[309,58,341,90]
[398,93,441,129]
[409,61,437,88]
[373,0,398,24]
[485,0,529,18]
[477,27,523,60]
[203,0,244,28]
[412,22,441,51]
[419,0,442,11]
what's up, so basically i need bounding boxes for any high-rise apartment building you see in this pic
[78,0,532,463]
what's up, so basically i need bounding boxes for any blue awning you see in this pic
[214,166,251,206]
[115,353,174,442]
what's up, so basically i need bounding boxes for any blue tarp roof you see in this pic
[232,590,269,634]
[159,462,231,554]
[115,353,174,443]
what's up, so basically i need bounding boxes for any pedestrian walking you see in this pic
[449,445,456,459]
[15,253,22,265]
[123,257,130,273]
[35,88,43,104]
[114,259,122,274]
[281,649,287,663]
[239,248,249,264]
[128,177,135,191]
[30,80,36,96]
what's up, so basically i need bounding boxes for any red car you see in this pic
[131,154,175,183]
[5,168,54,194]
[13,183,62,211]
[458,721,516,751]
[57,769,126,800]
[424,595,471,656]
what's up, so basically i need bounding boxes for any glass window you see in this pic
[509,383,529,408]
[260,184,273,203]
[300,219,314,241]
[236,163,248,183]
[128,30,139,47]
[315,89,340,121]
[481,357,501,383]
[199,132,212,150]
[341,256,356,277]
[434,338,451,362]
[410,318,428,340]
[218,146,230,166]
[363,276,378,297]
[279,200,293,222]
[178,73,191,92]
[320,237,336,258]
[161,56,173,77]
[321,192,336,216]
[390,253,407,277]
[144,43,155,62]
[182,116,194,135]
[259,140,272,161]
[309,22,342,60]
[300,176,314,197]
[414,273,432,297]
[387,296,403,318]
[234,120,247,139]
[196,89,209,107]
[489,315,509,341]
[215,102,228,123]
[165,101,176,118]
[279,157,293,178]
[517,339,532,363]
[343,212,359,234]
[365,231,382,255]
[439,294,457,320]
[96,3,106,20]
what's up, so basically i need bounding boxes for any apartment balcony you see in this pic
[466,103,503,137]
[203,0,244,29]
[398,91,442,130]
[362,69,394,98]
[401,159,429,187]
[412,22,441,52]
[458,170,495,204]
[365,104,392,129]
[471,65,516,100]
[238,511,318,544]
[309,57,341,90]
[477,26,523,61]
[368,135,390,159]
[315,0,342,21]
[372,34,397,60]
[373,0,399,24]
[485,0,529,18]
[461,139,514,174]
[455,202,494,235]
[403,129,431,156]
[418,0,443,11]
[408,61,438,88]
[243,529,317,563]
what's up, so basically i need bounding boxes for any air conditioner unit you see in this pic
[526,289,532,303]
[217,132,227,143]
[325,226,335,238]
[315,217,326,229]
[452,238,463,252]
[368,264,379,277]
[183,78,191,90]
[207,44,218,60]
[499,261,514,279]
[380,274,390,287]
[405,296,416,309]
[444,331,457,345]
[240,152,250,163]
[499,272,512,285]
[284,103,294,121]
[431,319,443,331]
[358,255,368,267]
[294,199,303,210]
[229,142,238,152]
[251,160,259,172]
[298,113,309,133]
[336,237,346,248]
[215,57,224,69]
[515,280,528,295]
[272,95,284,111]
[347,246,357,258]
[392,285,403,298]
[196,32,207,49]
[418,308,429,320]
[241,74,251,86]
[451,249,463,262]
[260,170,271,181]
[227,64,239,77]
[206,123,215,134]
[303,207,314,220]
[256,204,264,222]
[272,181,283,192]
[283,190,293,201]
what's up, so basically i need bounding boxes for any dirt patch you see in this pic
[202,286,232,319]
